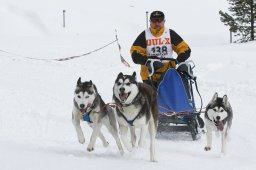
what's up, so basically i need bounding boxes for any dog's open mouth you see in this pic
[214,120,224,131]
[80,108,86,113]
[80,103,92,113]
[119,92,131,102]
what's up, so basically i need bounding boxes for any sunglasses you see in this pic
[150,18,164,23]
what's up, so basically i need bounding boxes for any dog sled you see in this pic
[147,58,204,140]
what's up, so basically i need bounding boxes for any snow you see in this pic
[0,0,256,169]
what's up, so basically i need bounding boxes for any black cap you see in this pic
[150,11,165,20]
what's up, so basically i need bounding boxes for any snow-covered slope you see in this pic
[0,0,256,169]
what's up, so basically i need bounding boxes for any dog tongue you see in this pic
[119,93,128,101]
[80,108,86,113]
[217,121,224,131]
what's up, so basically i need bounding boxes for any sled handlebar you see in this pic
[147,57,178,77]
[148,57,195,70]
[147,57,177,63]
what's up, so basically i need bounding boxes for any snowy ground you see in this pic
[1,0,256,170]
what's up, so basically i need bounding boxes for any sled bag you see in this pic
[157,68,193,113]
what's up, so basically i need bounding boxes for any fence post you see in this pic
[63,10,66,28]
[146,11,149,28]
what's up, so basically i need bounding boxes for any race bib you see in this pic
[145,28,173,59]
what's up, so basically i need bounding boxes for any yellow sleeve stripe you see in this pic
[130,46,147,56]
[172,41,189,55]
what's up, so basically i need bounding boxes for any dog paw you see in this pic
[125,143,133,152]
[87,147,94,152]
[103,141,109,147]
[131,140,136,148]
[219,152,226,158]
[150,157,158,162]
[204,146,211,151]
[78,137,85,144]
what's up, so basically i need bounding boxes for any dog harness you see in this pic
[115,93,145,126]
[83,110,93,124]
[82,101,96,124]
[118,111,142,126]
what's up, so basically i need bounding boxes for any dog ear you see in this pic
[117,72,123,78]
[88,80,93,87]
[93,84,98,93]
[211,92,218,102]
[223,95,228,105]
[77,77,82,86]
[132,71,137,80]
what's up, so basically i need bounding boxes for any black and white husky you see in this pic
[204,92,233,154]
[113,72,158,162]
[72,77,124,154]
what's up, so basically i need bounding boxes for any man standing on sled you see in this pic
[130,11,204,130]
[130,11,191,88]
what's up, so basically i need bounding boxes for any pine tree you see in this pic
[219,0,256,42]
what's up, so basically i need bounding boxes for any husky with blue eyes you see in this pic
[72,77,124,155]
[204,92,233,155]
[113,72,158,162]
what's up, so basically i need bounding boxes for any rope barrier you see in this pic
[0,29,131,67]
[0,39,118,62]
[1,32,131,67]
[0,49,51,61]
[54,39,117,61]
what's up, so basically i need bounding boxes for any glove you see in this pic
[177,52,189,63]
[145,58,163,76]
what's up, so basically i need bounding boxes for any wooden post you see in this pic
[251,0,255,40]
[146,11,149,28]
[63,10,66,28]
[230,29,232,43]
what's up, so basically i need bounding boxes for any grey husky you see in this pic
[113,72,158,162]
[72,77,124,154]
[204,92,233,154]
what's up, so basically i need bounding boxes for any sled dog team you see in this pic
[72,72,233,162]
